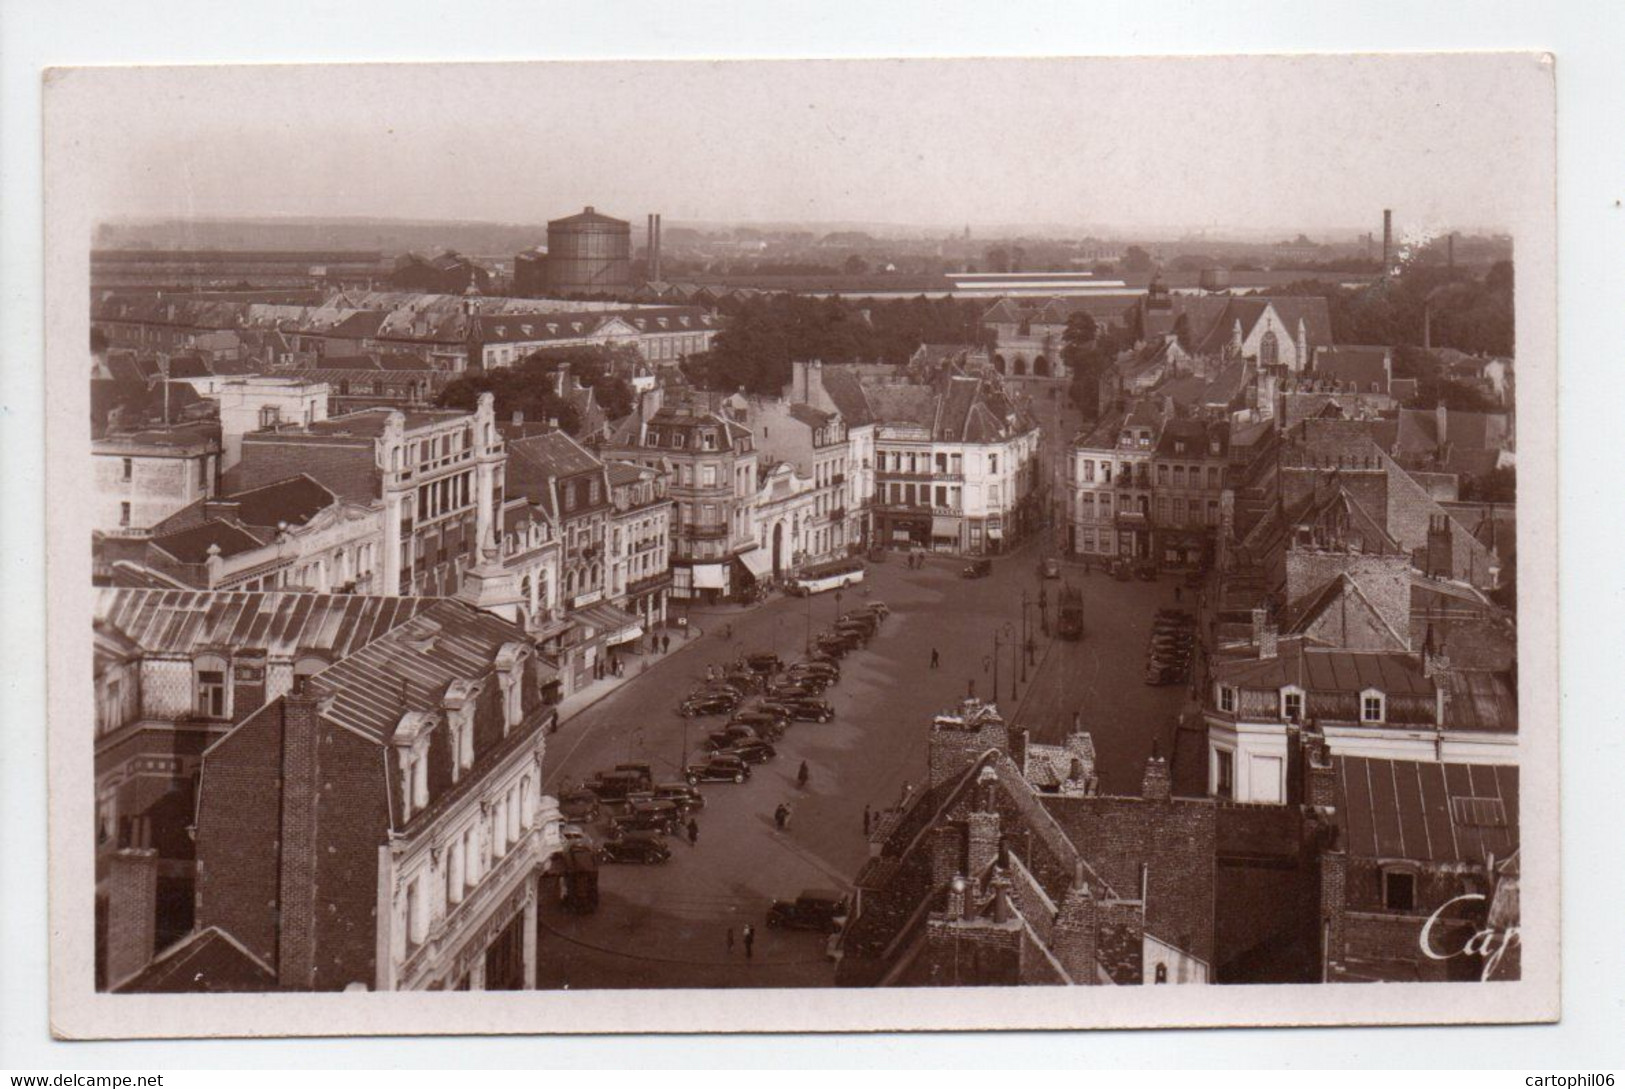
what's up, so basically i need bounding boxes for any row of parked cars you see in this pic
[1144,607,1196,686]
[558,767,705,864]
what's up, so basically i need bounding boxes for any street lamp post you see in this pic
[1019,592,1030,683]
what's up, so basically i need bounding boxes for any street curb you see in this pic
[537,915,832,970]
[555,629,713,727]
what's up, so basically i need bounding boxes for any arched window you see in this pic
[1259,331,1280,368]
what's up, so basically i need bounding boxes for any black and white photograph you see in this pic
[34,49,1562,1040]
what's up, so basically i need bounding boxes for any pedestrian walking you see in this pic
[781,802,793,829]
[726,927,735,954]
[863,804,872,835]
[725,621,733,640]
[773,803,787,830]
[930,647,940,669]
[742,924,755,959]
[662,633,670,653]
[797,761,809,788]
[687,817,700,846]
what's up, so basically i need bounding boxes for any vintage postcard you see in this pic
[43,53,1556,1036]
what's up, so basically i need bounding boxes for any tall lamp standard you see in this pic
[1019,592,1031,683]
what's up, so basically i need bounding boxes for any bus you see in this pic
[786,558,865,596]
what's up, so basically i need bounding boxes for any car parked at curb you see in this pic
[686,755,752,784]
[761,697,835,723]
[596,833,672,865]
[767,889,850,933]
[720,739,777,765]
[680,692,739,717]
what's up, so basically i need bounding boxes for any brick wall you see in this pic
[1096,899,1145,984]
[310,720,389,990]
[923,917,1023,986]
[196,699,288,970]
[104,848,158,987]
[277,694,321,987]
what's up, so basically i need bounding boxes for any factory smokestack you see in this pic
[1447,231,1455,271]
[647,213,663,282]
[1382,209,1393,276]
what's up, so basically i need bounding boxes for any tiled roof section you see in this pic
[1439,670,1518,733]
[817,366,874,425]
[1313,346,1391,391]
[94,589,435,658]
[788,403,833,428]
[113,926,277,994]
[230,474,337,530]
[1396,407,1512,456]
[507,430,604,489]
[305,599,526,743]
[1333,757,1518,864]
[149,520,268,565]
[1280,573,1410,651]
[1210,637,1433,696]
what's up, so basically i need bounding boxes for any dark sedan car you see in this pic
[767,889,850,933]
[744,651,784,674]
[596,833,673,865]
[558,789,601,822]
[728,711,789,739]
[680,692,739,717]
[838,611,880,636]
[687,755,752,784]
[962,559,993,579]
[721,739,777,765]
[610,800,682,835]
[761,697,835,723]
[705,724,762,751]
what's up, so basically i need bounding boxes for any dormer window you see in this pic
[442,680,481,776]
[1360,688,1386,723]
[1281,686,1305,723]
[1218,684,1237,714]
[393,710,435,821]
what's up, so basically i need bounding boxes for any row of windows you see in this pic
[1214,684,1387,724]
[402,777,534,952]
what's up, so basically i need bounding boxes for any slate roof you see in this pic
[230,474,337,530]
[1313,346,1391,391]
[113,927,277,994]
[1333,757,1517,864]
[1210,637,1434,696]
[149,520,267,564]
[94,589,434,659]
[304,599,527,743]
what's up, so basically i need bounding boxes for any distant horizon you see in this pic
[54,56,1540,243]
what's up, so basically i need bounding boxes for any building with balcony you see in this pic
[115,599,565,993]
[1069,403,1162,561]
[606,460,673,634]
[598,401,759,602]
[750,459,821,578]
[233,394,505,598]
[746,395,854,570]
[91,588,438,990]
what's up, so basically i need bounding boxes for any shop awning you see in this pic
[892,530,913,542]
[931,515,961,540]
[987,526,1004,540]
[691,563,728,590]
[573,601,643,645]
[736,547,773,579]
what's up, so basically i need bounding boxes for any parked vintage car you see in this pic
[760,697,835,723]
[837,611,879,636]
[766,680,823,701]
[558,789,601,822]
[705,725,762,751]
[680,692,739,717]
[596,833,673,865]
[861,601,891,620]
[610,799,683,836]
[647,782,705,813]
[743,651,784,674]
[686,755,752,784]
[559,822,596,849]
[720,739,777,765]
[962,558,993,579]
[766,889,850,933]
[728,711,789,739]
[587,768,651,802]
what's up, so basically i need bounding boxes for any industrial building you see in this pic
[544,207,632,297]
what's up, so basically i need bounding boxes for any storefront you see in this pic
[878,510,932,550]
[931,515,962,553]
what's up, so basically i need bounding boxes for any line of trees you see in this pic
[681,294,994,394]
[437,345,637,434]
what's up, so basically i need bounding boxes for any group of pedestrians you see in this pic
[726,924,756,959]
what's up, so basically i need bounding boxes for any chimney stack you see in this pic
[1252,606,1278,659]
[105,847,160,988]
[1382,209,1393,275]
[1053,863,1100,984]
[277,693,322,989]
[1141,741,1172,802]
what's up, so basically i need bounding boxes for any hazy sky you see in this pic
[48,54,1551,236]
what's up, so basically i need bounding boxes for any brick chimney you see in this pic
[1053,861,1100,985]
[1319,845,1348,981]
[1304,740,1337,810]
[105,847,159,988]
[277,693,322,989]
[929,823,963,887]
[1426,514,1454,579]
[1252,606,1278,659]
[944,873,969,920]
[966,810,1001,878]
[1141,742,1172,802]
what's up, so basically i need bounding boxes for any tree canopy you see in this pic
[682,294,994,394]
[436,344,638,435]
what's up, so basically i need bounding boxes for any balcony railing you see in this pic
[877,469,964,483]
[681,523,729,540]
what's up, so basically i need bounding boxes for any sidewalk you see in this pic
[551,626,714,724]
